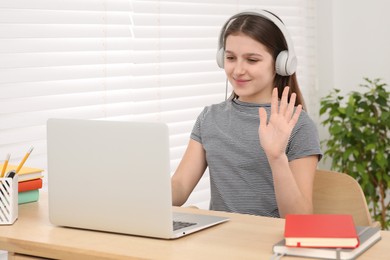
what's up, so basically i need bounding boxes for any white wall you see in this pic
[316,0,390,168]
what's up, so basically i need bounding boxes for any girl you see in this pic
[171,10,322,218]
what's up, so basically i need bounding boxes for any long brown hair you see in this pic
[224,14,307,110]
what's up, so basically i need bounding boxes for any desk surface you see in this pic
[0,192,389,260]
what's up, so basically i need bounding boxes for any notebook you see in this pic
[47,118,228,239]
[272,226,381,260]
[284,214,359,248]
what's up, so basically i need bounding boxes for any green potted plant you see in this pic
[319,77,390,230]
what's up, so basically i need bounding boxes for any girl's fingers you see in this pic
[259,107,267,128]
[289,104,302,126]
[285,92,297,120]
[270,87,279,115]
[271,86,300,122]
[279,86,290,115]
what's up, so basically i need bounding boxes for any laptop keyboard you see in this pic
[173,220,197,231]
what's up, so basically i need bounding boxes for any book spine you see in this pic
[18,189,39,204]
[18,179,43,192]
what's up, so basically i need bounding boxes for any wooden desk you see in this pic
[0,192,389,260]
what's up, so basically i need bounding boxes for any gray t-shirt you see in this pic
[191,99,322,218]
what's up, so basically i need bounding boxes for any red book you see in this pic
[18,178,43,192]
[284,214,359,248]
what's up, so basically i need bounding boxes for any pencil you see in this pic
[1,153,10,178]
[15,146,34,174]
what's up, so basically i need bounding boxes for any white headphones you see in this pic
[216,10,297,76]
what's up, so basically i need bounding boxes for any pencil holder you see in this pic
[0,175,18,225]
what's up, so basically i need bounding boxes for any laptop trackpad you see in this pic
[172,211,229,233]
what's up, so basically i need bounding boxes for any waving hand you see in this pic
[258,87,302,160]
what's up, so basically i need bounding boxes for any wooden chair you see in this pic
[313,169,380,227]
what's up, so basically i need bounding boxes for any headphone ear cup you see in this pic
[275,50,289,76]
[286,55,297,76]
[216,48,225,68]
[275,50,297,76]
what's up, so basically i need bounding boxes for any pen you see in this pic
[1,153,10,178]
[15,146,34,174]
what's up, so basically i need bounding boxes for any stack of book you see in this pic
[272,214,382,260]
[0,164,44,204]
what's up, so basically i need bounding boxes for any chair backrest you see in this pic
[313,169,373,226]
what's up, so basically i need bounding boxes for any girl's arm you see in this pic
[258,87,318,217]
[171,139,207,206]
[268,154,317,217]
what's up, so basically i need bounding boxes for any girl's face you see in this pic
[224,33,275,103]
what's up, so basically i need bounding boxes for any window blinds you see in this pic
[0,0,316,209]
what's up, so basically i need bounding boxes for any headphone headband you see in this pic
[216,9,297,76]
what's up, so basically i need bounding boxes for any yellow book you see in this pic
[0,164,44,182]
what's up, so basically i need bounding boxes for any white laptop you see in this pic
[46,118,228,239]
